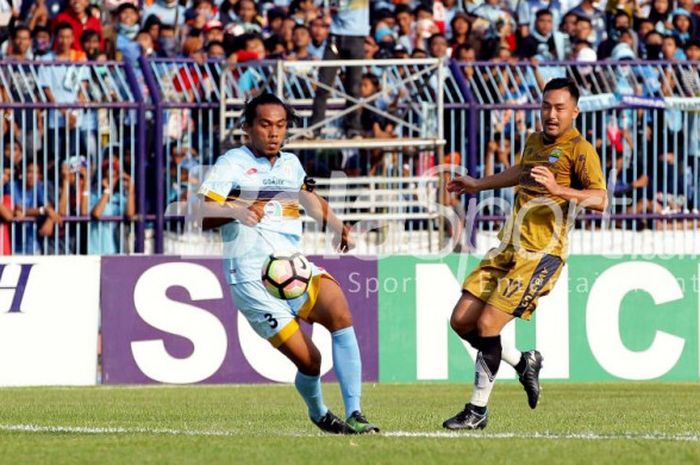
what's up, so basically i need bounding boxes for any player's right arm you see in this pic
[199,198,261,230]
[447,164,523,195]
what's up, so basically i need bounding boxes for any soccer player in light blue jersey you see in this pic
[198,93,378,435]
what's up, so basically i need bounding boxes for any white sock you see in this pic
[470,352,496,407]
[501,342,522,369]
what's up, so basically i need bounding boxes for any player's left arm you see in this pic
[299,186,353,252]
[531,146,608,212]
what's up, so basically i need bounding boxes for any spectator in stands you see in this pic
[644,30,664,59]
[57,156,89,254]
[662,34,686,60]
[32,25,52,56]
[38,22,89,160]
[157,24,178,57]
[671,8,694,47]
[289,24,314,60]
[115,3,141,63]
[394,4,416,53]
[677,0,700,40]
[2,24,32,58]
[560,11,578,37]
[226,0,262,36]
[566,0,606,46]
[308,16,328,59]
[279,15,296,52]
[428,32,449,58]
[204,19,224,46]
[289,0,318,26]
[309,0,369,138]
[81,29,101,61]
[574,16,595,46]
[518,9,567,60]
[518,0,562,38]
[649,0,673,34]
[136,30,156,58]
[0,158,13,255]
[219,0,239,27]
[89,158,135,255]
[25,0,51,31]
[207,40,226,59]
[53,0,103,53]
[143,14,161,45]
[10,160,61,254]
[598,11,637,59]
[263,8,286,39]
[449,11,471,49]
[143,0,185,27]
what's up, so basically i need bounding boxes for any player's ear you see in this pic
[572,104,580,120]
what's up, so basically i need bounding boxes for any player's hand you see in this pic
[530,166,561,195]
[333,223,355,253]
[447,175,480,194]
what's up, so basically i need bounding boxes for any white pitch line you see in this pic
[0,424,697,442]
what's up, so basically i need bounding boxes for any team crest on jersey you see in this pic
[548,148,562,163]
[263,200,283,221]
[246,167,258,175]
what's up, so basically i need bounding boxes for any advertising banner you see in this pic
[0,257,100,386]
[101,256,378,384]
[378,256,699,382]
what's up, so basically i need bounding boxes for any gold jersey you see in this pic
[498,127,606,257]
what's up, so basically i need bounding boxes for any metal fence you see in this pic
[3,58,700,256]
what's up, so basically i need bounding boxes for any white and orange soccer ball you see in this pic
[261,252,313,300]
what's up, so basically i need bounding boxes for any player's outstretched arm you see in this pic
[198,197,262,230]
[530,166,608,212]
[299,190,354,252]
[447,164,522,195]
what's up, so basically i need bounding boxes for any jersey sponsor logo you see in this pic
[263,200,283,221]
[246,167,258,176]
[263,177,286,186]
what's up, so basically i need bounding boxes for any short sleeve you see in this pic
[573,143,606,190]
[198,156,240,204]
[288,154,306,188]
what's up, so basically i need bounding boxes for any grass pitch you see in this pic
[0,383,698,465]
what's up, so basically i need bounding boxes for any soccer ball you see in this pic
[261,252,313,300]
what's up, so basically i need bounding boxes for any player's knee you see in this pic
[298,349,322,376]
[476,316,498,337]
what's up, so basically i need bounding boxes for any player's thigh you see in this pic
[305,275,352,332]
[487,250,564,322]
[277,328,322,376]
[450,291,487,337]
[230,281,299,348]
[477,303,516,337]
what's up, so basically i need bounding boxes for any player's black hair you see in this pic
[543,78,580,103]
[535,9,553,19]
[242,93,299,128]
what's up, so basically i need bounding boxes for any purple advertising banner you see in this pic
[101,256,378,384]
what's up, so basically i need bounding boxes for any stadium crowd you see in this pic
[1,0,699,255]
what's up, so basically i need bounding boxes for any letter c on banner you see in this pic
[131,263,228,384]
[587,262,685,380]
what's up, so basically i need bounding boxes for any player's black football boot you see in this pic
[312,410,356,434]
[346,411,380,434]
[442,404,488,430]
[518,350,544,409]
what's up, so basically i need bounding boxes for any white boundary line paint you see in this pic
[0,424,698,442]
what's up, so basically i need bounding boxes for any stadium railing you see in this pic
[3,58,700,256]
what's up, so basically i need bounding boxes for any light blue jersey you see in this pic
[330,0,370,37]
[199,145,307,284]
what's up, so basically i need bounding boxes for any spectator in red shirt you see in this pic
[52,0,103,52]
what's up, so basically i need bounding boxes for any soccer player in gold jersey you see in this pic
[442,78,608,430]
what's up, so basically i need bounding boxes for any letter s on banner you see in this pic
[131,263,228,384]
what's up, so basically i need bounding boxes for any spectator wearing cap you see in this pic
[204,19,224,45]
[115,2,141,64]
[566,0,605,46]
[52,0,103,52]
[518,10,566,60]
[142,0,186,27]
[671,8,694,47]
[308,16,328,59]
[573,39,597,61]
[677,0,700,40]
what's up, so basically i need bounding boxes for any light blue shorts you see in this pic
[230,263,330,347]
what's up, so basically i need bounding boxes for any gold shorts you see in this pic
[463,245,564,320]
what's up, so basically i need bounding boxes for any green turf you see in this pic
[0,383,698,465]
